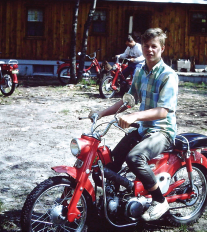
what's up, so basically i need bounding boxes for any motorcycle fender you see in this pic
[12,74,18,84]
[191,151,207,168]
[52,166,95,201]
[57,63,70,74]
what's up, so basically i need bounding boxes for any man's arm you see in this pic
[89,100,127,119]
[118,107,168,129]
[119,47,130,59]
[98,100,125,118]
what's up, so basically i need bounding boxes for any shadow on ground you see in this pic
[18,76,62,87]
[0,209,176,232]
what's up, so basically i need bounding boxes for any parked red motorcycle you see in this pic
[21,93,207,232]
[57,49,103,85]
[0,59,19,96]
[99,57,134,99]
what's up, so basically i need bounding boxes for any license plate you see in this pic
[12,70,19,74]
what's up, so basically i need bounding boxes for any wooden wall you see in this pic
[0,0,206,65]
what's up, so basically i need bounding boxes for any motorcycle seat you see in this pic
[174,133,207,151]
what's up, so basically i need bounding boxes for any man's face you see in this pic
[142,37,165,66]
[126,40,135,48]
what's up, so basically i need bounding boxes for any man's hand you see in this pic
[118,114,138,129]
[88,110,101,121]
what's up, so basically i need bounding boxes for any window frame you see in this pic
[26,7,45,39]
[91,8,108,36]
[189,10,207,36]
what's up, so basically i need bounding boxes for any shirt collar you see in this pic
[142,58,164,75]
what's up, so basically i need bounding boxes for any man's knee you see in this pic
[126,152,148,169]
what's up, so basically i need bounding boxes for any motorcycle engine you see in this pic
[105,183,148,220]
[125,197,148,219]
[82,71,91,78]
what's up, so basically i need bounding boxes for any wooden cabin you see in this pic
[0,0,207,76]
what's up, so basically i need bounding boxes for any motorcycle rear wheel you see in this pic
[167,165,207,226]
[99,75,116,99]
[58,67,74,85]
[0,72,16,96]
[21,176,91,232]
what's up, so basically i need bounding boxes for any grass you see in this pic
[0,200,3,212]
[60,109,70,115]
[179,81,207,90]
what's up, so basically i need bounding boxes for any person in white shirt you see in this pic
[116,35,145,78]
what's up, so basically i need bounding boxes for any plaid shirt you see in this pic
[128,59,178,140]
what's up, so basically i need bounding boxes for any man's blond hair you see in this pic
[141,28,167,47]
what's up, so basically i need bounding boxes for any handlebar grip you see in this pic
[130,123,140,128]
[78,116,88,120]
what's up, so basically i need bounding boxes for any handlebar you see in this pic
[115,57,131,64]
[78,48,101,60]
[78,114,139,139]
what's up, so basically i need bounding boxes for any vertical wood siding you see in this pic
[0,0,206,64]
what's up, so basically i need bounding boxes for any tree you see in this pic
[77,0,97,83]
[70,0,80,82]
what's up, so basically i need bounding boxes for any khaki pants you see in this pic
[109,130,172,190]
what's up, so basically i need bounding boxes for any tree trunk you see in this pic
[70,0,80,83]
[77,0,97,83]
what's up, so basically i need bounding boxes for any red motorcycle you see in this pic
[99,57,135,99]
[21,93,207,232]
[0,59,19,96]
[57,49,103,85]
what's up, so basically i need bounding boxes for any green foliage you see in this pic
[80,78,97,86]
[60,109,70,115]
[0,200,3,212]
[179,81,207,90]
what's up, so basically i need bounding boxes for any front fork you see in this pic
[111,71,120,91]
[185,150,195,190]
[67,141,99,222]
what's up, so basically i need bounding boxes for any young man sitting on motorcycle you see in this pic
[116,35,145,77]
[89,28,178,221]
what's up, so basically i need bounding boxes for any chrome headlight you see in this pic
[70,138,81,157]
[112,64,117,70]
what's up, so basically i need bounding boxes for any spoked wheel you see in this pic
[99,75,116,99]
[0,72,16,96]
[58,67,74,85]
[167,165,207,226]
[21,176,90,232]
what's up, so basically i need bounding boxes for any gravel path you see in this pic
[0,77,207,231]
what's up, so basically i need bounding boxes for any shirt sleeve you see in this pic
[119,47,130,59]
[132,43,145,63]
[157,73,178,112]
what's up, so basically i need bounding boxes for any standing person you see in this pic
[89,28,178,221]
[116,35,145,78]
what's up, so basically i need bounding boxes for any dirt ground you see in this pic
[0,76,207,231]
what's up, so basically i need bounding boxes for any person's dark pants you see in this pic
[107,130,172,190]
[122,62,142,78]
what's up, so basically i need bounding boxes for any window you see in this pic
[92,10,107,34]
[33,65,53,74]
[27,8,44,37]
[189,11,207,35]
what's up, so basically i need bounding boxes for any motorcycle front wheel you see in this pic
[58,67,74,85]
[0,72,16,96]
[21,176,91,232]
[99,75,116,99]
[167,165,207,226]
